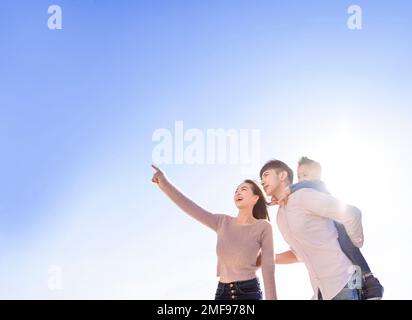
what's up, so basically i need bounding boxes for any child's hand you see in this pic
[277,186,291,207]
[269,197,278,206]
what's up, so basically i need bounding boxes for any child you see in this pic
[277,157,384,300]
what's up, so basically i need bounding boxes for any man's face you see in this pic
[297,164,318,182]
[260,169,281,196]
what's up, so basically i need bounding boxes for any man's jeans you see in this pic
[318,283,360,300]
[332,285,360,300]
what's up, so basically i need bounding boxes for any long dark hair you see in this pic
[243,179,270,221]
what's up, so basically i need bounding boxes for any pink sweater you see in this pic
[185,212,276,300]
[158,179,276,300]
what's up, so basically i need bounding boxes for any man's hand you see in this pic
[256,252,262,267]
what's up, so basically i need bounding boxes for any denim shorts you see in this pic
[215,277,263,300]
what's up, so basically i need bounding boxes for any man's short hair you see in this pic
[260,160,294,184]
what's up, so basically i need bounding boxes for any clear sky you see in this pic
[1,0,411,299]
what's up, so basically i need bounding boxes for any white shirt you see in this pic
[277,188,364,300]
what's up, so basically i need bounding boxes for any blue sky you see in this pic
[1,0,411,299]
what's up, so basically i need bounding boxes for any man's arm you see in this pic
[275,250,299,264]
[298,189,364,248]
[256,249,299,266]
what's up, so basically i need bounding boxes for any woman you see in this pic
[151,164,277,300]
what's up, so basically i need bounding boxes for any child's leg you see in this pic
[334,219,384,299]
[334,221,371,274]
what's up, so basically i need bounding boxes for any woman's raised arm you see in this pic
[151,164,221,231]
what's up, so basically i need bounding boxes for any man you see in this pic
[277,156,383,299]
[260,159,363,300]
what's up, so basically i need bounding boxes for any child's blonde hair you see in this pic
[298,156,322,179]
